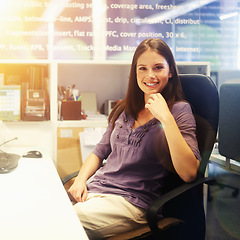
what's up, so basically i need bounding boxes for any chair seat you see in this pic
[108,217,183,240]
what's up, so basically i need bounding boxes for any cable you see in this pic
[0,137,18,148]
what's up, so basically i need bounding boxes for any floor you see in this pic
[205,165,240,240]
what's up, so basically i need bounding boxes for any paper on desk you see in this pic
[83,128,105,146]
[79,128,105,162]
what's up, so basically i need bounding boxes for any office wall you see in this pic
[211,70,240,90]
[58,63,130,111]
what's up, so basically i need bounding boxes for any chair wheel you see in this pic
[232,189,239,198]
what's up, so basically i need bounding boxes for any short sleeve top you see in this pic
[87,101,201,209]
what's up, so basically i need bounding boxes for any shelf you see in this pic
[0,60,51,64]
[57,119,108,128]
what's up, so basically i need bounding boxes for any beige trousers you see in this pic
[73,193,147,240]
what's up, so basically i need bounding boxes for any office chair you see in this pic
[209,82,240,198]
[62,74,219,240]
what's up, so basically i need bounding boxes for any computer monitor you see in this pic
[0,85,21,121]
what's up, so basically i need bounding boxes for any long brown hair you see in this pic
[109,38,184,126]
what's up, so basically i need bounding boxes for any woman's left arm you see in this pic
[146,93,199,183]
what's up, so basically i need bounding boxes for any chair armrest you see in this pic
[61,171,79,185]
[146,176,216,237]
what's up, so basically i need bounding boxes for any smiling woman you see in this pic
[68,38,201,239]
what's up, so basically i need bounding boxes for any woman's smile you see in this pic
[144,81,159,87]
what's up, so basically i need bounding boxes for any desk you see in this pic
[0,150,89,240]
[210,151,240,175]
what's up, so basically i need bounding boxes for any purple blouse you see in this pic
[87,101,201,210]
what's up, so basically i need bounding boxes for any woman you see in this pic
[68,38,200,239]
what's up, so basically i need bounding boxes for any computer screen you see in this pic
[0,85,21,121]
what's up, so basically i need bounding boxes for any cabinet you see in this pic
[0,60,57,168]
[0,61,50,120]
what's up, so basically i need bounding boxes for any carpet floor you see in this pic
[206,165,240,240]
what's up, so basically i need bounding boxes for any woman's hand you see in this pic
[67,153,103,202]
[145,93,171,123]
[68,180,88,203]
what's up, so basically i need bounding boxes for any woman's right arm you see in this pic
[68,118,114,202]
[68,153,103,202]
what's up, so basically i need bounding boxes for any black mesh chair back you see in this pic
[180,74,219,176]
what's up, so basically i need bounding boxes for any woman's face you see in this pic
[136,49,172,102]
